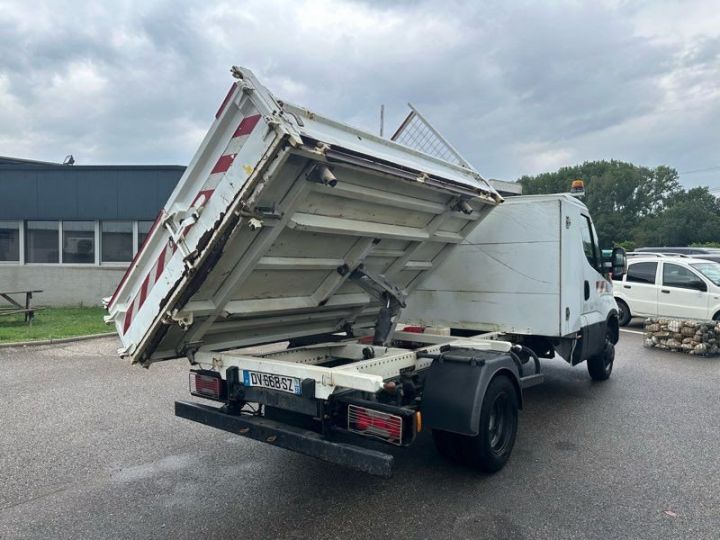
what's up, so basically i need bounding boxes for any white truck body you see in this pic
[105,68,621,477]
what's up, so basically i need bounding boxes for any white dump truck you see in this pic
[105,67,626,477]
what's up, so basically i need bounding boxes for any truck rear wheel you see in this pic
[432,375,518,473]
[587,331,614,381]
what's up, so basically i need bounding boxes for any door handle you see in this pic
[623,285,631,289]
[661,290,670,294]
[584,280,590,300]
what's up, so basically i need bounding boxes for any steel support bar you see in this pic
[175,401,394,477]
[194,352,386,399]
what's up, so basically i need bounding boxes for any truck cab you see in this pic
[404,193,624,380]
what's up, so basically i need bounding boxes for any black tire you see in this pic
[587,331,615,381]
[713,312,720,322]
[432,375,518,473]
[616,299,631,326]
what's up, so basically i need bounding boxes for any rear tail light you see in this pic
[189,371,224,401]
[402,325,425,333]
[347,404,403,446]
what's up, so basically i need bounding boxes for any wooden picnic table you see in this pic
[0,290,44,325]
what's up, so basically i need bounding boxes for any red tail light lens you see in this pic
[401,325,425,333]
[189,371,223,400]
[347,404,403,446]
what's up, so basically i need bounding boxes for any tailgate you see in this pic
[106,66,501,365]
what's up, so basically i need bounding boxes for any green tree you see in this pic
[518,160,682,246]
[635,187,720,246]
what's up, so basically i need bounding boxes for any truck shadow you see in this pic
[110,359,619,539]
[264,357,608,486]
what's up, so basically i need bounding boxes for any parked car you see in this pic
[613,254,720,325]
[635,246,720,264]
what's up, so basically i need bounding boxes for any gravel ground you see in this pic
[1,329,719,539]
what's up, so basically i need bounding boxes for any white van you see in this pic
[612,254,720,325]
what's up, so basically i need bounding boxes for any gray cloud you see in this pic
[0,0,718,188]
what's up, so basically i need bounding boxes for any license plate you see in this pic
[242,370,301,395]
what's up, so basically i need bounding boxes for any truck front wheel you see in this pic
[432,375,518,473]
[587,330,615,381]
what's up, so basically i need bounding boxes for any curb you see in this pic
[0,332,118,349]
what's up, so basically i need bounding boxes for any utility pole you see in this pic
[380,105,384,137]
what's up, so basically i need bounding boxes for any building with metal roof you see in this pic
[0,156,184,306]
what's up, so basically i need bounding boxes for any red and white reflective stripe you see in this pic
[211,154,235,175]
[189,113,262,208]
[107,211,164,311]
[234,114,261,137]
[120,111,263,336]
[215,83,236,119]
[122,240,175,334]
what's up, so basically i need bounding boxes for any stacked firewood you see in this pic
[644,319,720,356]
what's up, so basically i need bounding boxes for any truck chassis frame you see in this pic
[190,331,514,400]
[176,330,543,477]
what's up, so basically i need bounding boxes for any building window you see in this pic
[62,221,95,264]
[138,220,154,249]
[0,221,20,262]
[25,221,59,263]
[102,221,133,262]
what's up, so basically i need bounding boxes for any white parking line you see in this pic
[620,329,645,335]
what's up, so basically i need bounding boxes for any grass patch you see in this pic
[0,307,113,343]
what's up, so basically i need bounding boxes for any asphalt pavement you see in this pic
[1,327,719,539]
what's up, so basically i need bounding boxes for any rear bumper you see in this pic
[175,400,394,478]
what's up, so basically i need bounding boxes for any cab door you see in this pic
[570,209,612,363]
[578,212,607,320]
[657,262,710,320]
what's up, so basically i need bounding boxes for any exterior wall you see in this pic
[0,265,127,306]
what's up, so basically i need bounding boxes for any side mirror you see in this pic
[610,247,627,279]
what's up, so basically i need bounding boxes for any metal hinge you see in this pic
[347,264,407,309]
[163,194,213,259]
[346,264,407,346]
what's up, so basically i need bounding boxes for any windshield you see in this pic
[690,262,720,286]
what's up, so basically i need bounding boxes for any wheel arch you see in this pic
[421,351,522,437]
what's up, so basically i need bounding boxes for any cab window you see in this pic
[626,262,658,284]
[662,263,707,291]
[580,215,601,272]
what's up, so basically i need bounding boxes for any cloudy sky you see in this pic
[1,0,718,187]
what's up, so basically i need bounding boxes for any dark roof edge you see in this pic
[0,155,62,166]
[0,156,186,171]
